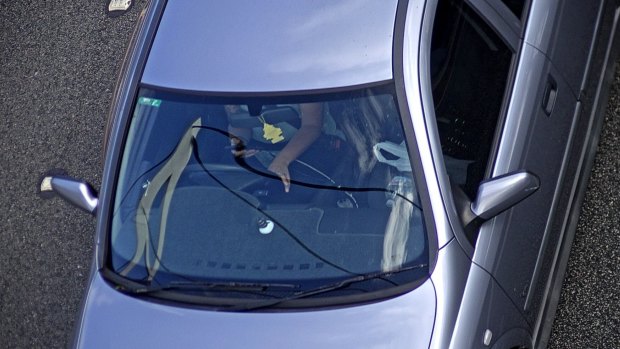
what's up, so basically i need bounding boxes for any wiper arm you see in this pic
[127,281,299,294]
[231,263,428,311]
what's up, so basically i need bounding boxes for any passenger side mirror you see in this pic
[471,171,539,220]
[39,176,99,215]
[451,170,539,244]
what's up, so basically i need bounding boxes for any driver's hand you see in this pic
[232,148,259,158]
[268,159,291,193]
[230,137,259,158]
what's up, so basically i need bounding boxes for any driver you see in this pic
[226,103,331,193]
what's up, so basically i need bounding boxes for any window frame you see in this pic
[466,0,523,50]
[418,0,524,253]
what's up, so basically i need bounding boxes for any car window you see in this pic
[430,0,513,198]
[500,0,525,19]
[109,84,430,307]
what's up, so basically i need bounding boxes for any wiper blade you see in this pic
[231,263,428,311]
[128,281,299,294]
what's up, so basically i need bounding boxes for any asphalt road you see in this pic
[0,1,618,348]
[547,73,620,347]
[0,1,145,347]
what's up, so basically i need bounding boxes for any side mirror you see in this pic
[40,176,99,215]
[471,171,539,220]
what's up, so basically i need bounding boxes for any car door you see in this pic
[426,1,548,346]
[473,44,578,326]
[428,0,607,344]
[471,0,599,328]
[431,0,585,325]
[525,0,603,99]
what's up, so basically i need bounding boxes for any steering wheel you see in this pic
[184,152,354,208]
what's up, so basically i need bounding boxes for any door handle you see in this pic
[542,75,558,116]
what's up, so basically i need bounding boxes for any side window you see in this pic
[430,0,513,198]
[500,0,525,19]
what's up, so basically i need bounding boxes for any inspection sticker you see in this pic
[138,97,162,107]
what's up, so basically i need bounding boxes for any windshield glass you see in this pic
[109,84,429,306]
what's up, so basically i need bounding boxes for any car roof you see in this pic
[141,0,399,93]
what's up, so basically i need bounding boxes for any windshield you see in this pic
[109,84,429,307]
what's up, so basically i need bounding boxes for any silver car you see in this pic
[43,0,620,348]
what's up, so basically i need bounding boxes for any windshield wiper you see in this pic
[126,280,299,294]
[230,263,428,311]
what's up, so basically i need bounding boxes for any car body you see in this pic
[43,0,620,348]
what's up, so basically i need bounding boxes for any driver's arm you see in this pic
[268,103,323,192]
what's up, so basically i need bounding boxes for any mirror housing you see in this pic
[40,176,99,215]
[471,171,539,220]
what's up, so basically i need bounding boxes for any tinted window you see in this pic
[501,0,525,19]
[109,85,429,307]
[430,0,513,198]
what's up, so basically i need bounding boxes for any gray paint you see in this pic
[524,0,601,96]
[491,44,554,174]
[471,171,540,220]
[450,264,530,348]
[416,0,474,256]
[466,0,520,51]
[485,0,522,35]
[533,3,620,346]
[49,177,99,215]
[142,0,398,92]
[63,0,620,347]
[403,0,455,250]
[472,0,620,342]
[403,4,480,346]
[476,42,579,323]
[428,239,472,349]
[73,1,442,348]
[74,273,436,349]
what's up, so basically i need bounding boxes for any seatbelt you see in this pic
[120,118,201,280]
[381,178,414,272]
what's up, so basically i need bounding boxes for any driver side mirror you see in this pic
[39,176,99,215]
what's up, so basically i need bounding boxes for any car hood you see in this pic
[73,273,436,349]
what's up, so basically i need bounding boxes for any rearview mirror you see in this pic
[228,106,299,128]
[40,176,99,215]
